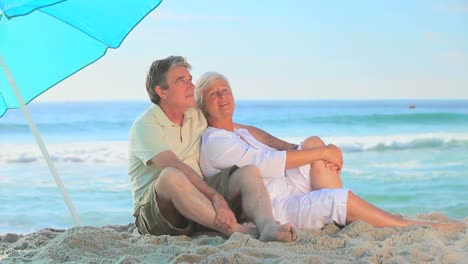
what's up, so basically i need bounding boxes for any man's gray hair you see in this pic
[146,56,191,105]
[195,71,231,109]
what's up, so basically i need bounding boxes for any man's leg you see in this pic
[346,191,465,231]
[302,136,343,189]
[155,167,255,236]
[226,165,298,242]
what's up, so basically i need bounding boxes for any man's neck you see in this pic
[159,102,187,126]
[208,117,235,132]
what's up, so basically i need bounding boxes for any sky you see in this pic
[39,0,468,101]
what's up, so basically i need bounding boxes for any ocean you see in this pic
[0,100,467,235]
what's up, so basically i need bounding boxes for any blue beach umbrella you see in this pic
[0,0,164,226]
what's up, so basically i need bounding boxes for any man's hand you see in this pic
[323,144,343,171]
[211,193,237,231]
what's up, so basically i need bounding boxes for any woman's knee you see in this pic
[301,136,325,149]
[232,165,262,184]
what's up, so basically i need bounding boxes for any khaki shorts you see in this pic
[133,166,238,236]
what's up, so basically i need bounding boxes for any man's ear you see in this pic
[155,86,166,99]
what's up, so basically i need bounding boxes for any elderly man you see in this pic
[128,56,297,241]
[195,71,464,231]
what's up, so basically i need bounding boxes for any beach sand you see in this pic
[1,213,466,264]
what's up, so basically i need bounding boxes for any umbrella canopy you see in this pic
[0,0,163,226]
[1,0,163,115]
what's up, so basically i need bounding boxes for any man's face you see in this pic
[158,66,195,110]
[202,78,235,120]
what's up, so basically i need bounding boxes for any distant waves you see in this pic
[2,132,468,164]
[0,141,128,165]
[251,112,468,126]
[321,132,468,152]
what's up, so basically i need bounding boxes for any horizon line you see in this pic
[30,98,468,103]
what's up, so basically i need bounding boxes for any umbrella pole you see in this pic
[0,56,81,226]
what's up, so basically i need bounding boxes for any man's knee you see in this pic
[301,136,325,149]
[155,167,191,195]
[153,167,192,229]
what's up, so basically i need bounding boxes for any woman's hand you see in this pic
[323,144,343,172]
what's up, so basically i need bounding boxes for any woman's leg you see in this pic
[346,191,464,231]
[301,136,343,190]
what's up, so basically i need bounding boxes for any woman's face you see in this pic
[202,78,235,120]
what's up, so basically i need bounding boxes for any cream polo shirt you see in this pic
[128,104,207,207]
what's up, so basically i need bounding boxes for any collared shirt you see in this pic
[200,127,288,200]
[128,104,207,207]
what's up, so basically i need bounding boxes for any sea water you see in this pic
[0,100,467,234]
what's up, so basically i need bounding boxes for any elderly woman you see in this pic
[194,71,463,231]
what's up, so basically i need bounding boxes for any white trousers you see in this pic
[268,162,349,229]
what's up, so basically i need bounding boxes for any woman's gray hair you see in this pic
[195,71,231,109]
[146,56,191,105]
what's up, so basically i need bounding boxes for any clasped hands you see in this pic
[323,144,343,173]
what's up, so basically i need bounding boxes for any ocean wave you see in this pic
[1,133,467,164]
[3,113,468,134]
[252,113,468,125]
[285,133,468,152]
[0,141,128,165]
[0,120,132,134]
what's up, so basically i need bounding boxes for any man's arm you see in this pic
[232,125,342,171]
[152,150,236,230]
[234,123,298,151]
[152,150,217,199]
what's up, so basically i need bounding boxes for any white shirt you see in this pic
[200,127,288,199]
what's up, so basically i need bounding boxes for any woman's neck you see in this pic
[208,117,235,132]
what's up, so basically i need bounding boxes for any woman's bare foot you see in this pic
[430,222,465,232]
[392,213,404,219]
[224,223,259,237]
[236,224,259,237]
[258,222,298,242]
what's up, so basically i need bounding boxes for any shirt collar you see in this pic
[150,104,195,127]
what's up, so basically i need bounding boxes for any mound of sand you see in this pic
[1,213,466,263]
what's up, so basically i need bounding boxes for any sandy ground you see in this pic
[1,213,466,264]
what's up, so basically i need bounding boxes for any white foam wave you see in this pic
[0,141,128,165]
[1,133,467,164]
[282,132,468,152]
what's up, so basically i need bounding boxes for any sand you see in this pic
[1,213,466,264]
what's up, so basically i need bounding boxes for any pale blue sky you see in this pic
[40,0,468,101]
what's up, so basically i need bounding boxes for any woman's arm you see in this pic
[202,130,287,179]
[284,145,342,170]
[233,124,342,171]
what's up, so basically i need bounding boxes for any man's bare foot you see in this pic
[431,222,465,232]
[258,222,298,242]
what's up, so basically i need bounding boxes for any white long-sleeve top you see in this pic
[200,127,289,199]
